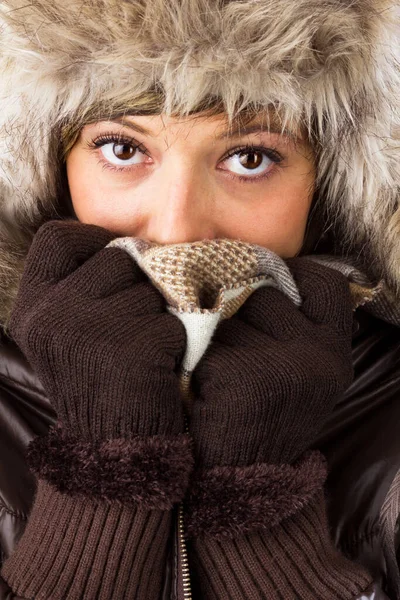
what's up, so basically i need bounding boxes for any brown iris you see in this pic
[113,143,135,160]
[239,151,263,169]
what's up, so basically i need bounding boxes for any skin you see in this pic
[66,112,316,257]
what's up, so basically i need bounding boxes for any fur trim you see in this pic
[27,425,194,509]
[0,0,399,324]
[183,450,327,539]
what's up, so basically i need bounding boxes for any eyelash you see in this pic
[86,132,285,184]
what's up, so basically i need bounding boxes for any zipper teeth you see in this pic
[178,413,192,600]
[178,502,192,599]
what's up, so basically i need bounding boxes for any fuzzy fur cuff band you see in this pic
[183,450,327,539]
[27,425,194,510]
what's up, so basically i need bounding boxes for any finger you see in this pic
[85,273,169,318]
[285,257,353,331]
[191,340,229,394]
[191,331,266,399]
[63,247,147,298]
[212,313,266,347]
[23,220,115,285]
[235,285,312,340]
[149,312,188,368]
[193,317,276,398]
[101,287,187,367]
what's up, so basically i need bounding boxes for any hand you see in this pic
[9,220,187,441]
[189,257,354,467]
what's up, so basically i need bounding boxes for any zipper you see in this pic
[177,413,192,600]
[178,501,192,599]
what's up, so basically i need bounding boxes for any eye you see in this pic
[222,146,282,178]
[86,133,148,168]
[86,133,284,182]
[99,140,145,166]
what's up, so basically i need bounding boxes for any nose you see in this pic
[137,161,217,245]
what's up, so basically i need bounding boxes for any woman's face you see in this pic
[66,112,316,257]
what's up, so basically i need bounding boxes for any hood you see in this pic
[0,0,398,327]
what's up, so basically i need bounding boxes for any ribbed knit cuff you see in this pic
[1,480,173,600]
[187,490,373,600]
[183,450,326,539]
[27,425,193,509]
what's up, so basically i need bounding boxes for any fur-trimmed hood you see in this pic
[0,0,399,327]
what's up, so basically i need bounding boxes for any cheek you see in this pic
[230,185,313,257]
[66,152,138,231]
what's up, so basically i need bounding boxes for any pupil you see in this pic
[113,143,135,160]
[239,151,262,169]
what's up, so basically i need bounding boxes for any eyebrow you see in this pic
[104,116,303,145]
[215,123,301,143]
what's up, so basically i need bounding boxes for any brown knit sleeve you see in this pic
[184,453,374,600]
[1,433,193,600]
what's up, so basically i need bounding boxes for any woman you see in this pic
[0,0,399,598]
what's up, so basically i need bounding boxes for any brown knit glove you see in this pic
[183,259,373,600]
[8,220,193,506]
[189,257,353,468]
[9,220,187,440]
[183,258,356,541]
